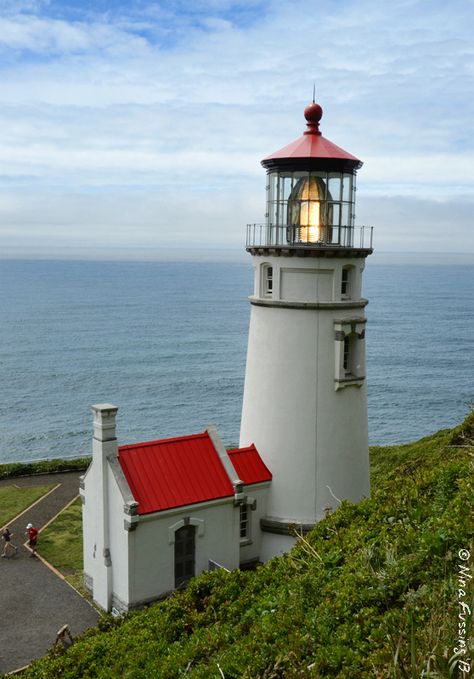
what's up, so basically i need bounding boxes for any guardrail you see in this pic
[208,559,230,573]
[246,224,373,249]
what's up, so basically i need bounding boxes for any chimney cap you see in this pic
[92,403,118,413]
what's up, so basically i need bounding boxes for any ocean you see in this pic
[0,257,473,463]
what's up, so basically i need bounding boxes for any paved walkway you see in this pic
[0,472,100,675]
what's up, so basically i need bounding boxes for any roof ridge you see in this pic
[227,444,257,455]
[119,431,208,452]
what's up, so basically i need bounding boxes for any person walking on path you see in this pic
[26,523,38,557]
[1,527,18,558]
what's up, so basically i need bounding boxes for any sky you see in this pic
[0,0,473,259]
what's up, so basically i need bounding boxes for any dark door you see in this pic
[174,525,195,588]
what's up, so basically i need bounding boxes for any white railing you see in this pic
[246,224,373,249]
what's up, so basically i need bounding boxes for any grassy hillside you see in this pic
[23,414,474,678]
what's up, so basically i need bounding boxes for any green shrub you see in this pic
[0,456,90,480]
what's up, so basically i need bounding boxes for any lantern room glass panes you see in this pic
[342,174,352,202]
[328,173,342,201]
[266,170,356,246]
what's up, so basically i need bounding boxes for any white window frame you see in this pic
[239,502,253,546]
[239,503,249,539]
[262,263,273,297]
[341,265,354,299]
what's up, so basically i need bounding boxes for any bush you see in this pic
[0,456,90,480]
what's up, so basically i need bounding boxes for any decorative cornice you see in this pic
[333,317,367,325]
[250,297,368,311]
[335,375,365,383]
[138,494,233,523]
[334,376,365,390]
[247,246,372,259]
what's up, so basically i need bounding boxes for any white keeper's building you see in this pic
[81,99,374,612]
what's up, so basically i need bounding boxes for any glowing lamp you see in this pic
[287,176,332,243]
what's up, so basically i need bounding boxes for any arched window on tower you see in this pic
[261,263,273,297]
[343,333,357,376]
[341,265,354,299]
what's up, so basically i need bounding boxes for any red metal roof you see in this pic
[262,101,362,170]
[263,132,361,165]
[118,433,271,515]
[228,445,272,485]
[119,432,234,515]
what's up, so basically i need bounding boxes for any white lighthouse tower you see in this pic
[240,99,373,560]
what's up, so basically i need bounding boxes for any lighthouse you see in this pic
[239,99,373,560]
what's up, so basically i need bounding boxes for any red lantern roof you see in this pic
[262,101,362,171]
[118,431,271,515]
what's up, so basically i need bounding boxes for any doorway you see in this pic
[174,524,196,588]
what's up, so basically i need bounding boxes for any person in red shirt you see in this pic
[26,523,38,557]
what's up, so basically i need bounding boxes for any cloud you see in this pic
[0,187,263,248]
[357,195,474,253]
[0,0,473,255]
[1,187,471,262]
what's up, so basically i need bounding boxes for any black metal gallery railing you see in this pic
[246,224,374,249]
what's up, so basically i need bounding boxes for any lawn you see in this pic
[0,483,55,527]
[39,497,83,576]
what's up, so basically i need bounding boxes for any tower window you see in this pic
[343,336,350,373]
[341,266,353,299]
[343,333,358,376]
[341,267,349,296]
[334,320,366,389]
[262,264,273,297]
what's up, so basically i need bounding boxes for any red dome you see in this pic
[261,101,362,172]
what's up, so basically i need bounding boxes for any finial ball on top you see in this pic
[304,101,323,123]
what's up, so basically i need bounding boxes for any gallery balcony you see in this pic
[246,224,374,258]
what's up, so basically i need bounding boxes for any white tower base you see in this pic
[240,252,371,559]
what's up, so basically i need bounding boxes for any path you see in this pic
[0,471,100,675]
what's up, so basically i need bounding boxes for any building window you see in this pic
[239,504,249,539]
[262,264,273,297]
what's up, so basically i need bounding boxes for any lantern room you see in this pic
[247,100,373,252]
[267,169,355,245]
